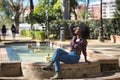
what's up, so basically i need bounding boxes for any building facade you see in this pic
[102,0,116,18]
[88,0,116,19]
[88,1,100,19]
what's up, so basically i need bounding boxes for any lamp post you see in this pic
[0,15,4,42]
[98,0,104,42]
[45,10,49,40]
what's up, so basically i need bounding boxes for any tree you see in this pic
[86,0,89,19]
[30,0,34,11]
[77,10,86,21]
[70,0,78,20]
[114,0,120,18]
[26,0,60,24]
[0,0,13,26]
[29,0,34,30]
[77,0,90,20]
[60,0,71,19]
[8,0,26,33]
[52,0,62,19]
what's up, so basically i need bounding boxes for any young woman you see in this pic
[43,22,90,79]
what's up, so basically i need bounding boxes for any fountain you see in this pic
[5,42,54,62]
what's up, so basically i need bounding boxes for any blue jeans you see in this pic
[51,48,80,72]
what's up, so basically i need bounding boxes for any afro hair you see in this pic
[79,22,90,39]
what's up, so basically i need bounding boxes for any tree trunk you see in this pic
[61,0,70,20]
[14,12,20,33]
[86,0,89,20]
[73,8,77,20]
[30,0,34,11]
[30,0,34,30]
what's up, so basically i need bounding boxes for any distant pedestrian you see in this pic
[11,24,16,40]
[1,24,7,40]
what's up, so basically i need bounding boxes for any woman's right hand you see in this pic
[85,60,91,64]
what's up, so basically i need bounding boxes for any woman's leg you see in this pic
[51,48,80,72]
[51,48,68,62]
[42,48,68,71]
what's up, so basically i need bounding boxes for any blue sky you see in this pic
[23,0,38,6]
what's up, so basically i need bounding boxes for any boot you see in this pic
[42,61,54,71]
[50,71,62,79]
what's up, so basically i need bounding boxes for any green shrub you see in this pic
[34,31,46,41]
[87,18,120,39]
[20,30,26,36]
[26,30,32,37]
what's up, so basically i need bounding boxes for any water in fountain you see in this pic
[5,42,55,62]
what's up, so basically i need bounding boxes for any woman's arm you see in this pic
[81,41,90,63]
[70,36,77,47]
[69,24,76,36]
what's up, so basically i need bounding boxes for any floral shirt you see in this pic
[69,25,87,54]
[70,36,87,54]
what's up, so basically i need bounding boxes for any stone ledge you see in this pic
[0,61,22,77]
[0,77,27,80]
[21,60,101,79]
[88,50,119,72]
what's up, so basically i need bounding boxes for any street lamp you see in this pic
[45,10,49,39]
[0,15,4,42]
[98,0,104,42]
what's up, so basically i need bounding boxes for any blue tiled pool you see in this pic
[5,43,55,62]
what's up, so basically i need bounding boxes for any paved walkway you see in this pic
[88,41,120,57]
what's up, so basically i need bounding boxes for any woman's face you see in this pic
[74,26,80,35]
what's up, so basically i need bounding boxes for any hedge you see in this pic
[49,19,120,39]
[34,31,46,41]
[20,19,120,40]
[20,30,46,41]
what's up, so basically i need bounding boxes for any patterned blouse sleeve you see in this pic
[70,36,77,47]
[69,25,76,36]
